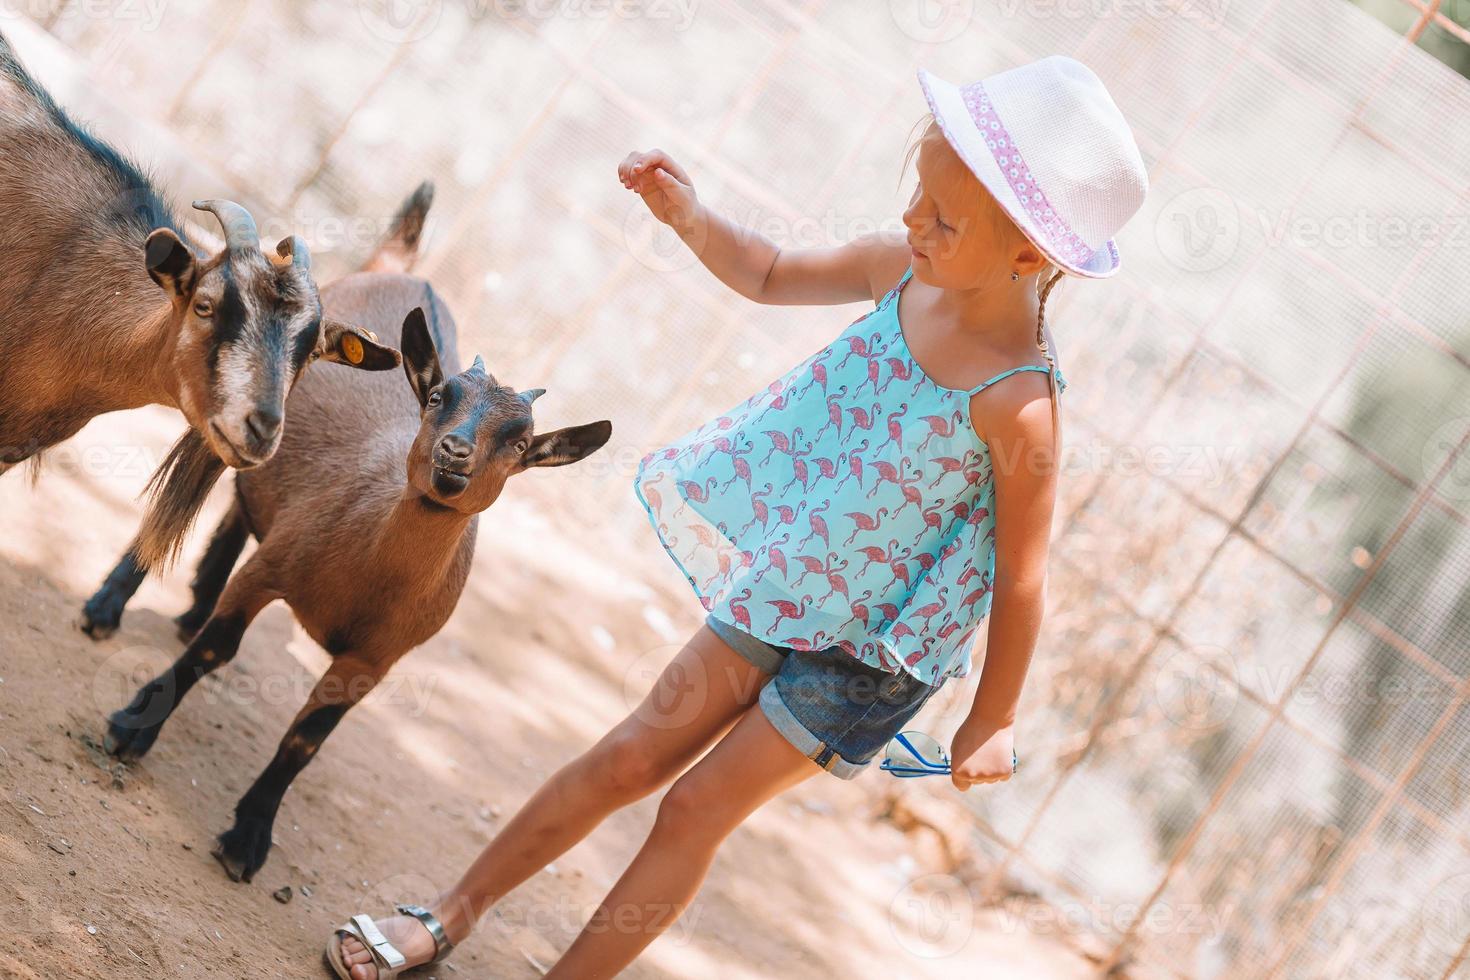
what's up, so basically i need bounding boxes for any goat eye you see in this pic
[308,349,321,362]
[513,438,529,455]
[193,298,214,318]
[427,390,442,407]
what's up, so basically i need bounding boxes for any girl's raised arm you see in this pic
[619,148,909,307]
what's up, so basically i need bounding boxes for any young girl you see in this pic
[326,55,1146,979]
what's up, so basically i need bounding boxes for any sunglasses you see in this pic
[879,730,1019,778]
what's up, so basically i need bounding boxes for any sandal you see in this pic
[323,903,455,979]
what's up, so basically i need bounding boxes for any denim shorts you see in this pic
[705,614,943,779]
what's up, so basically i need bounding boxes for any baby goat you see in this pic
[98,274,612,882]
[0,30,397,560]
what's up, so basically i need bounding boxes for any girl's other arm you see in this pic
[618,148,909,306]
[949,376,1060,789]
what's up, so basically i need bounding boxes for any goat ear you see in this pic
[145,229,196,298]
[319,318,401,371]
[522,420,612,469]
[400,307,443,408]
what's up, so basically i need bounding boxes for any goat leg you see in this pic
[214,653,389,883]
[174,502,250,642]
[81,545,148,640]
[105,561,275,761]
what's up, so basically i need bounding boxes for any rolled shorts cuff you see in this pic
[758,681,867,780]
[705,613,786,674]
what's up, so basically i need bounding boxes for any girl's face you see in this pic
[903,123,1032,290]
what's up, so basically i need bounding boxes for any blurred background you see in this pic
[0,0,1467,978]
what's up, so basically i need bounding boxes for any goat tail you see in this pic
[362,180,435,274]
[133,430,227,571]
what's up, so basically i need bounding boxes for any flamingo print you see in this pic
[913,501,945,545]
[832,438,869,492]
[854,538,900,577]
[842,506,890,546]
[728,588,754,632]
[910,588,950,631]
[737,483,776,536]
[791,552,844,589]
[795,500,831,551]
[917,409,964,453]
[760,426,806,466]
[673,476,718,517]
[835,331,882,370]
[834,589,875,632]
[719,439,755,492]
[845,402,883,433]
[766,594,816,635]
[876,356,914,394]
[753,533,791,583]
[812,385,850,440]
[874,404,908,453]
[928,449,981,487]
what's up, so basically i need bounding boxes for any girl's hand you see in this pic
[950,718,1016,791]
[618,149,698,232]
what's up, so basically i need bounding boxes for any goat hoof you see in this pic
[104,708,162,761]
[213,817,272,883]
[81,591,124,640]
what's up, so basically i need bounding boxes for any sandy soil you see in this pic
[0,407,1098,979]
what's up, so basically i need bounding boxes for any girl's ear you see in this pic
[400,307,444,407]
[1012,242,1051,278]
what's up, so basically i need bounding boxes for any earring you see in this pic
[1010,270,1020,281]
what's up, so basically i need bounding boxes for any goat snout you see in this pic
[437,433,473,463]
[244,408,283,450]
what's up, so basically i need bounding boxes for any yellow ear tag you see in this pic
[342,334,365,365]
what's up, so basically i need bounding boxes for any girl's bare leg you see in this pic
[338,625,770,979]
[546,705,816,979]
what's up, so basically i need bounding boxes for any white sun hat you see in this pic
[918,56,1148,279]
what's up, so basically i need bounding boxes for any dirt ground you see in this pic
[0,407,1100,979]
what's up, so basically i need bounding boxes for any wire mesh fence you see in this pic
[5,0,1467,976]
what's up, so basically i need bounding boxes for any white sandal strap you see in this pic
[395,903,454,963]
[340,913,407,974]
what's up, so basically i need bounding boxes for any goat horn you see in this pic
[192,199,259,253]
[519,388,546,405]
[275,235,311,270]
[470,355,486,375]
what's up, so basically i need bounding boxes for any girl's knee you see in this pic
[653,772,731,841]
[588,728,674,801]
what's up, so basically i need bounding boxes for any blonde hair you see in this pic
[905,114,1066,455]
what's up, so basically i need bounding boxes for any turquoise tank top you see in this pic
[633,268,1067,685]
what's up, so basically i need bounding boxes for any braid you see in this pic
[1036,268,1065,460]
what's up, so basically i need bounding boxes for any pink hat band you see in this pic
[959,81,1098,270]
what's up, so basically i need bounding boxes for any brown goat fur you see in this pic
[100,273,612,881]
